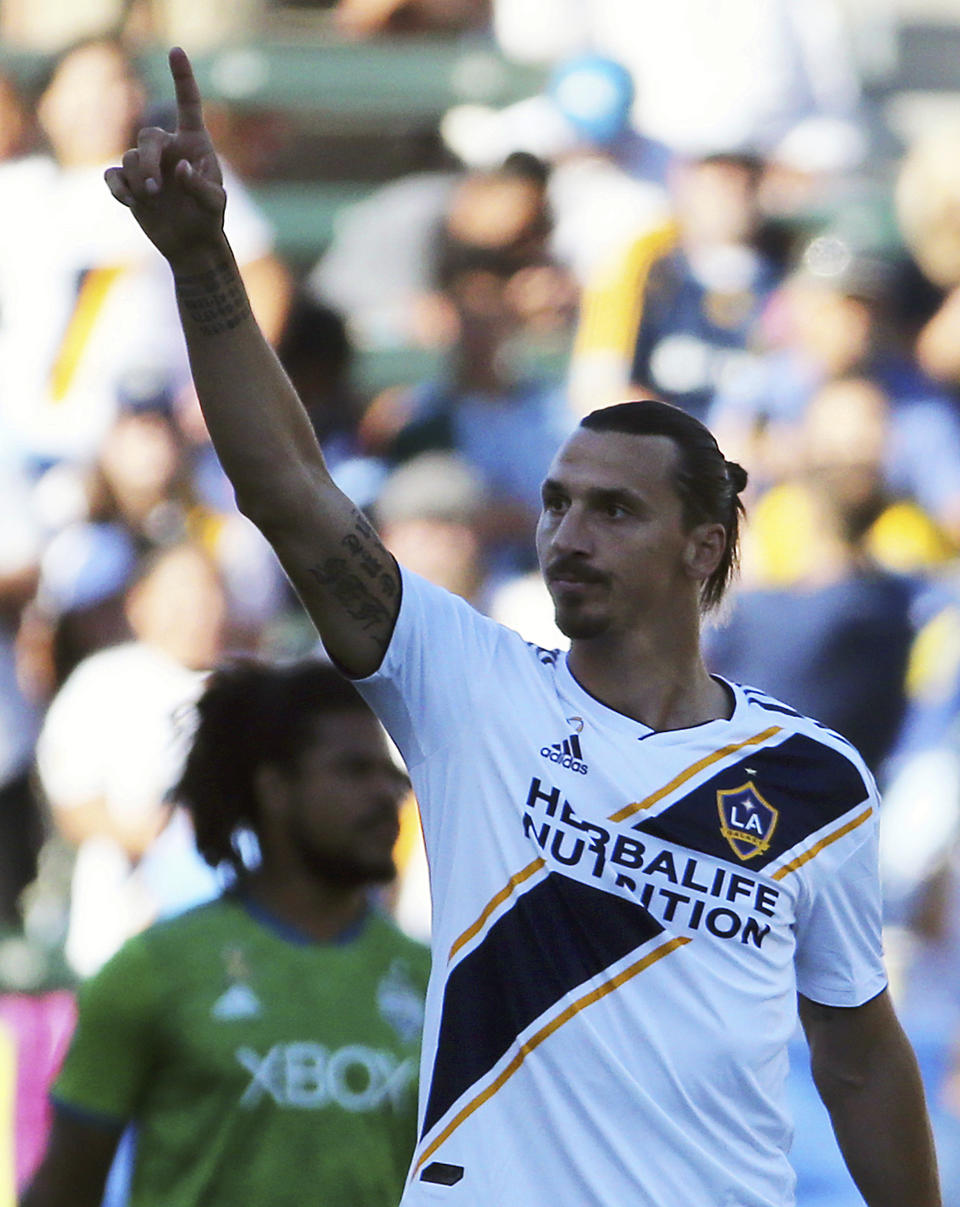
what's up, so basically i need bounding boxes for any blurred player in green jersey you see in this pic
[23,659,430,1207]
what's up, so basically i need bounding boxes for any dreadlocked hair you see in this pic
[172,657,369,879]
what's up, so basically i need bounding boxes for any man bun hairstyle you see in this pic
[580,400,748,610]
[173,658,369,878]
[724,459,748,495]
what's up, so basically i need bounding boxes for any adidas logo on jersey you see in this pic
[211,983,262,1020]
[540,731,589,775]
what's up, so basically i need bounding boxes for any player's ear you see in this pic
[683,522,725,582]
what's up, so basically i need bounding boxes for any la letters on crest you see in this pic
[717,782,779,861]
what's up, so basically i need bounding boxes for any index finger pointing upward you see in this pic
[169,46,205,132]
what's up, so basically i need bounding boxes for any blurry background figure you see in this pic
[358,186,577,574]
[0,0,495,46]
[332,0,488,37]
[27,397,286,696]
[0,454,44,931]
[373,452,487,607]
[878,611,960,1023]
[706,376,933,777]
[896,121,960,392]
[34,542,228,978]
[486,568,567,652]
[491,0,865,168]
[306,169,460,355]
[442,53,672,286]
[23,658,429,1207]
[709,235,960,548]
[0,34,291,485]
[273,290,386,535]
[276,294,362,468]
[0,67,38,165]
[737,374,956,587]
[570,149,782,418]
[307,154,574,378]
[0,0,264,53]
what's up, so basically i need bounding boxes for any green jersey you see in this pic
[53,895,430,1207]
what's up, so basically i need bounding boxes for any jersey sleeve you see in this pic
[52,932,160,1124]
[793,797,888,1008]
[354,567,513,769]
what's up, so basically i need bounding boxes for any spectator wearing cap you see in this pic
[372,452,489,609]
[490,0,865,169]
[373,448,568,665]
[441,54,673,286]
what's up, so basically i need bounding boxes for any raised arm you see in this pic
[798,989,941,1206]
[104,48,399,676]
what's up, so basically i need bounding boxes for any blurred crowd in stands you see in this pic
[4,0,960,1201]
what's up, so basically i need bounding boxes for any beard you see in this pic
[289,813,397,889]
[300,844,396,888]
[543,557,614,641]
[553,602,610,640]
[548,578,612,640]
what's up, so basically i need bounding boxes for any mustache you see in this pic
[545,558,608,585]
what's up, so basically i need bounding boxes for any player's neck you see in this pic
[244,869,370,944]
[568,624,730,733]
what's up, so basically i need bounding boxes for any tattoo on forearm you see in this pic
[175,260,251,336]
[306,511,398,646]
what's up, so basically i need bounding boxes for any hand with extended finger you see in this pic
[104,47,226,264]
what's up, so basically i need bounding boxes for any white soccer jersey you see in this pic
[357,569,887,1207]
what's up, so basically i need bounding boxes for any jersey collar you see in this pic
[556,654,746,744]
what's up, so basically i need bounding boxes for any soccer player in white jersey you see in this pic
[103,49,942,1206]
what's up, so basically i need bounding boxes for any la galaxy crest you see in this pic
[717,782,778,861]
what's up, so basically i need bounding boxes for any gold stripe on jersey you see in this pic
[608,726,782,823]
[49,265,125,401]
[449,858,546,962]
[771,806,873,881]
[448,726,785,963]
[415,933,691,1175]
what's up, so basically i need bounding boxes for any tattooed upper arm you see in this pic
[297,505,401,675]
